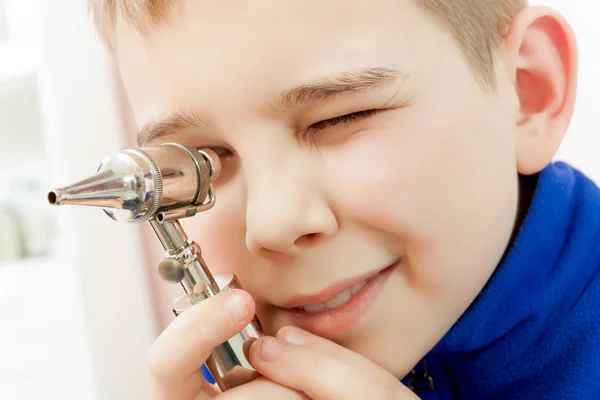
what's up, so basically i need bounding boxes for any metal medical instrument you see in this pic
[47,142,262,391]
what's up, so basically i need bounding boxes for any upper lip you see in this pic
[279,264,392,309]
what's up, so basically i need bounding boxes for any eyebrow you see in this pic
[137,66,405,146]
[270,66,405,112]
[137,111,208,146]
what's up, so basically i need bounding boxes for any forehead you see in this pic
[114,0,459,127]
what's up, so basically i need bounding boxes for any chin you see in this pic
[345,332,429,379]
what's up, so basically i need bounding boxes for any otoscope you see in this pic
[47,142,263,392]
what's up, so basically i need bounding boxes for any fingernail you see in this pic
[260,337,282,361]
[224,294,248,322]
[282,327,306,345]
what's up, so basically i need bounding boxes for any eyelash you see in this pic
[205,109,379,157]
[307,109,379,133]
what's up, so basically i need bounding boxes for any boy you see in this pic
[89,0,600,398]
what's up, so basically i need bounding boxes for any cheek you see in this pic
[322,120,468,239]
[322,106,518,288]
[179,185,249,277]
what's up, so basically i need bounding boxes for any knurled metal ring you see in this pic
[123,148,163,223]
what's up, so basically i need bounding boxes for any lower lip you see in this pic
[281,261,397,339]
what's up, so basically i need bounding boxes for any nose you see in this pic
[244,155,338,256]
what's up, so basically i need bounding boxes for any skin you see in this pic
[113,0,578,398]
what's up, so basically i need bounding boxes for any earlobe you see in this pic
[503,6,578,175]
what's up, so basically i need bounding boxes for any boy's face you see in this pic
[116,0,521,376]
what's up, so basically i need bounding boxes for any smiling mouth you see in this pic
[279,260,399,312]
[276,261,398,339]
[294,274,379,313]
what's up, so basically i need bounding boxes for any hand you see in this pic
[148,288,309,400]
[148,289,260,400]
[216,326,419,400]
[148,288,417,400]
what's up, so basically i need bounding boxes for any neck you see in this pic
[504,173,538,260]
[484,172,538,289]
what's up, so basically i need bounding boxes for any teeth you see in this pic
[301,279,368,314]
[324,289,352,309]
[303,302,327,313]
[350,280,367,295]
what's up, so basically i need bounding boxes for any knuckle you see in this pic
[311,355,339,379]
[180,300,228,345]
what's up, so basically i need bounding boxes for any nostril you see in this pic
[294,232,321,247]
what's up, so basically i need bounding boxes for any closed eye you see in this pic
[307,109,379,133]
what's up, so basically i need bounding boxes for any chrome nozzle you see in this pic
[47,168,145,208]
[47,143,220,223]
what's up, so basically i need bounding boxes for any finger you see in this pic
[185,371,221,398]
[152,370,220,400]
[192,382,221,400]
[276,326,397,387]
[148,289,255,398]
[214,377,310,400]
[248,335,416,400]
[250,337,374,399]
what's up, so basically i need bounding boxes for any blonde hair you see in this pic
[88,0,526,86]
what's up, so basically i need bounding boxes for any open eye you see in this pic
[195,146,237,185]
[196,146,234,159]
[211,147,234,158]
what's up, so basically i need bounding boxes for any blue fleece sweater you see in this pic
[403,161,600,399]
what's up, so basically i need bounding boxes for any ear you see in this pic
[502,6,578,175]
